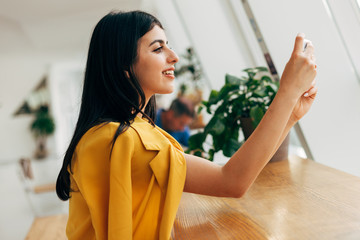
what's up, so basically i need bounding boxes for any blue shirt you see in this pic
[155,109,190,147]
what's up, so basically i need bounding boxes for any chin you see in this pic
[161,85,174,94]
[163,89,174,94]
[154,82,174,94]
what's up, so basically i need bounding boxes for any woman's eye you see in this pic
[154,46,163,52]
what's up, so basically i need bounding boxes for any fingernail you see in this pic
[297,32,305,37]
[304,92,309,97]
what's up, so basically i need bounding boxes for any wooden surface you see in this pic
[171,156,360,240]
[25,214,68,240]
[33,183,56,194]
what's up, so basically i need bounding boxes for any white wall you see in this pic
[48,62,84,158]
[0,5,121,163]
[327,0,360,77]
[0,51,87,163]
[0,55,49,162]
[169,0,255,90]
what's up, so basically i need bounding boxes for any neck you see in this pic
[137,95,151,118]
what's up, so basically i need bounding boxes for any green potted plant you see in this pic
[187,66,289,161]
[30,105,55,159]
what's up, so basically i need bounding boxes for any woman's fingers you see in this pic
[304,85,318,98]
[293,33,315,57]
[281,34,317,97]
[303,80,317,97]
[293,33,306,53]
[311,80,316,87]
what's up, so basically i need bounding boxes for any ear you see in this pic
[124,71,130,78]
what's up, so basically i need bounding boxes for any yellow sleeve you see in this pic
[108,130,135,239]
[70,127,135,240]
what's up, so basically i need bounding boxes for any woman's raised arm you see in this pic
[183,33,317,197]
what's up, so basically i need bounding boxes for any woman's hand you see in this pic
[291,80,318,122]
[183,34,318,199]
[279,33,317,99]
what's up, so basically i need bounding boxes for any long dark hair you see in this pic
[56,11,162,201]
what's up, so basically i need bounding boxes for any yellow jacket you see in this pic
[66,116,186,239]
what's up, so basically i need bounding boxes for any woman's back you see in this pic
[67,117,186,240]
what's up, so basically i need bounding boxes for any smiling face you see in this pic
[132,25,179,101]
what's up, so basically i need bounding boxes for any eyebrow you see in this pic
[149,39,168,47]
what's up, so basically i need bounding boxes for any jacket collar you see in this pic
[130,116,184,192]
[131,116,183,152]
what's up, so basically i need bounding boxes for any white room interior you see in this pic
[1,0,360,239]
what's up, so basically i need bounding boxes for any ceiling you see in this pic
[0,0,144,55]
[0,0,147,116]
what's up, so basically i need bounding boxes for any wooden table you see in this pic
[171,156,360,240]
[25,214,68,240]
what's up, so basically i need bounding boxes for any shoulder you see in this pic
[85,122,137,141]
[76,122,140,154]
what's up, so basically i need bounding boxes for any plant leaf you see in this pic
[249,105,264,128]
[214,102,228,115]
[212,133,225,152]
[205,116,225,135]
[188,132,206,151]
[218,84,239,100]
[197,105,203,114]
[30,111,55,137]
[225,74,241,85]
[261,75,272,83]
[208,90,219,105]
[194,150,203,157]
[253,89,267,97]
[208,149,215,161]
[223,138,242,157]
[243,68,257,73]
[255,66,269,72]
[266,83,279,93]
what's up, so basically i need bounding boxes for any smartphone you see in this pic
[303,39,311,51]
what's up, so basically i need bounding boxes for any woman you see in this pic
[56,10,317,240]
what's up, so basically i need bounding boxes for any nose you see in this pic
[167,48,179,63]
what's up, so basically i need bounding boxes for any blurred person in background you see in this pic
[155,97,195,147]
